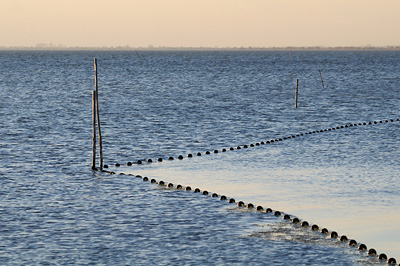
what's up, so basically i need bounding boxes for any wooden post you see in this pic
[135,50,142,62]
[94,58,103,171]
[318,70,325,88]
[91,90,96,170]
[295,79,299,108]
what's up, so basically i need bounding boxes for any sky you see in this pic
[1,0,400,48]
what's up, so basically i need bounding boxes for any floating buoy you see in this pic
[378,253,387,260]
[158,181,165,186]
[330,231,338,238]
[158,158,163,162]
[119,173,125,175]
[261,142,265,144]
[349,239,357,246]
[321,228,328,234]
[214,150,218,153]
[387,257,396,264]
[340,235,348,242]
[178,155,183,160]
[292,218,300,224]
[247,203,254,209]
[257,206,264,211]
[220,195,227,200]
[250,144,254,147]
[238,201,245,207]
[311,224,319,231]
[243,145,248,148]
[104,165,108,168]
[147,159,153,163]
[222,149,226,152]
[368,248,377,256]
[136,175,142,178]
[115,163,120,167]
[150,179,156,183]
[229,198,235,203]
[177,184,183,189]
[143,177,148,181]
[188,154,193,157]
[230,147,234,150]
[256,143,260,146]
[127,162,132,166]
[205,151,210,154]
[203,191,209,195]
[301,221,309,227]
[274,211,281,216]
[237,146,241,149]
[168,157,174,160]
[212,193,218,197]
[358,244,367,251]
[137,160,142,164]
[168,183,174,188]
[283,214,290,220]
[194,188,200,193]
[197,152,201,156]
[185,186,192,191]
[266,208,273,213]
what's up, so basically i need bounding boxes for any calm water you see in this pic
[1,50,399,265]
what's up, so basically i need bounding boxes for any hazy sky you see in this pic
[1,0,400,47]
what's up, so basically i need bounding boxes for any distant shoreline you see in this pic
[1,46,400,51]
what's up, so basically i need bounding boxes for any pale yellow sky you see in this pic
[1,0,400,47]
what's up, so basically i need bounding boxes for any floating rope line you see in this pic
[97,119,400,264]
[113,173,398,265]
[103,118,399,169]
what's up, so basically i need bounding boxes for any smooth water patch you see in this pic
[118,121,400,260]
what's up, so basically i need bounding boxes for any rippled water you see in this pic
[1,50,399,265]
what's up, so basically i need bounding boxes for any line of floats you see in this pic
[96,118,399,265]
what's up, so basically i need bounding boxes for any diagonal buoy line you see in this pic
[101,118,399,169]
[115,172,398,265]
[96,118,399,265]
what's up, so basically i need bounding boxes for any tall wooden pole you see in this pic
[91,90,96,170]
[94,58,103,171]
[295,79,299,108]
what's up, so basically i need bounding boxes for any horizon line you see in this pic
[1,45,400,51]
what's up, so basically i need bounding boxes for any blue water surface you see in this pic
[1,50,399,265]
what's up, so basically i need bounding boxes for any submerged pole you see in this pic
[91,90,96,170]
[94,58,103,171]
[295,79,299,108]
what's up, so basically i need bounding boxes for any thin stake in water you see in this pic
[318,69,325,88]
[94,58,103,171]
[295,79,299,108]
[91,90,96,170]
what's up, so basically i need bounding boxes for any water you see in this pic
[1,50,399,265]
